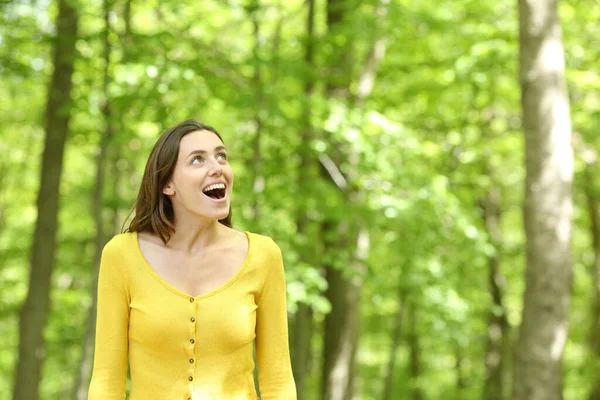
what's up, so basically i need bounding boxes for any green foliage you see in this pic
[1,0,599,399]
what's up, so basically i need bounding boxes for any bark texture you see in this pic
[513,0,573,399]
[12,0,78,398]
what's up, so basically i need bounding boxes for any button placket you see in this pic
[188,297,197,388]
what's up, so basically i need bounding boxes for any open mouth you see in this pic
[202,183,226,200]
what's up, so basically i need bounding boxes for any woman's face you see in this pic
[163,129,233,222]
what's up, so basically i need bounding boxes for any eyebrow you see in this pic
[188,146,227,157]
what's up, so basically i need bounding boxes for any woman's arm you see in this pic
[88,238,130,400]
[255,239,297,400]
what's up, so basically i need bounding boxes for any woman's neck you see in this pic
[166,218,226,254]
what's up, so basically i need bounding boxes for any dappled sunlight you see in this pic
[2,0,600,399]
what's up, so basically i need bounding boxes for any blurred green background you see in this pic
[1,0,599,399]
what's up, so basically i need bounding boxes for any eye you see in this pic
[191,156,203,165]
[216,152,228,161]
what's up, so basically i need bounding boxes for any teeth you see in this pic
[203,183,225,192]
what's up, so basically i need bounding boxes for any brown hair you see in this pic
[124,119,232,244]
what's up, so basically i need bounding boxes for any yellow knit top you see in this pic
[88,231,296,400]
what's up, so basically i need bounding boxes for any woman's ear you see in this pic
[163,182,175,196]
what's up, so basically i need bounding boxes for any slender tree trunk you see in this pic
[481,187,509,400]
[12,0,78,398]
[455,343,467,398]
[352,0,388,110]
[512,0,573,399]
[291,302,314,400]
[121,0,133,56]
[247,2,265,395]
[321,220,359,400]
[72,1,113,398]
[290,3,317,397]
[320,1,356,397]
[584,163,600,400]
[0,163,7,234]
[407,300,423,400]
[320,1,387,398]
[270,1,283,85]
[345,228,369,398]
[249,0,264,221]
[110,0,131,235]
[110,146,124,232]
[382,286,405,400]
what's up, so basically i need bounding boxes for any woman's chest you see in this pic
[128,284,258,350]
[144,248,248,298]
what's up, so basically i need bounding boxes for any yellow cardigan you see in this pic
[88,231,296,400]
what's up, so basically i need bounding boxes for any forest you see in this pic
[1,0,599,399]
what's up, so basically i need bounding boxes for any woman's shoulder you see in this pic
[245,230,279,250]
[98,233,136,287]
[244,230,283,264]
[102,231,136,256]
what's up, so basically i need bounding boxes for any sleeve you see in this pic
[88,238,130,400]
[255,238,297,400]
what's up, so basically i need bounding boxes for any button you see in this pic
[190,317,195,322]
[190,338,195,344]
[188,376,193,381]
[189,358,194,363]
[188,398,192,400]
[190,297,194,303]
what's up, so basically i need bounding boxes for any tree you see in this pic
[319,1,360,398]
[584,159,600,400]
[72,0,114,397]
[577,140,600,400]
[481,186,509,400]
[290,0,317,398]
[12,0,78,398]
[512,0,574,399]
[407,299,423,400]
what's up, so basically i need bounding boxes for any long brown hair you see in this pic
[124,119,232,244]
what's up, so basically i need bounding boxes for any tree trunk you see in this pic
[12,0,78,398]
[249,0,264,221]
[481,187,509,400]
[290,1,317,397]
[512,0,573,399]
[455,344,467,398]
[321,220,359,400]
[345,228,369,398]
[320,1,356,397]
[382,286,405,400]
[291,303,314,400]
[320,1,387,398]
[72,0,113,398]
[407,301,423,400]
[0,162,7,235]
[584,164,600,400]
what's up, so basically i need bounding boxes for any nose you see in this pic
[208,158,223,176]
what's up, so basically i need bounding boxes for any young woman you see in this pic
[88,119,296,399]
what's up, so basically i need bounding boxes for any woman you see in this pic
[88,119,296,400]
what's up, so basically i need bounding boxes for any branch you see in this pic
[318,153,349,192]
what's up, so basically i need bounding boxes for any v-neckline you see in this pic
[132,230,252,300]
